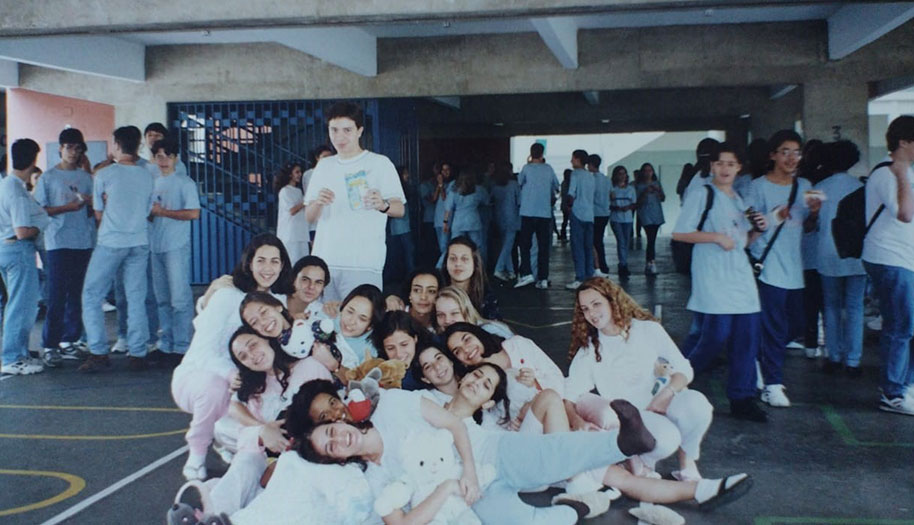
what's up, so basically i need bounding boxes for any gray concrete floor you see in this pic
[1,236,913,524]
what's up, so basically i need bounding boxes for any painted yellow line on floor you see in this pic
[0,469,86,517]
[0,404,181,412]
[504,319,573,329]
[0,428,187,440]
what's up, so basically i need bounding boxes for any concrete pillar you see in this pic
[750,88,803,142]
[802,78,870,173]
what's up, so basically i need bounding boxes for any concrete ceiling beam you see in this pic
[0,58,18,87]
[531,16,578,69]
[276,27,377,77]
[828,2,914,60]
[0,35,144,82]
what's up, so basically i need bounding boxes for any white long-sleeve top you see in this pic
[501,335,565,397]
[565,319,693,409]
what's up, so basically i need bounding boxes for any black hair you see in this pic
[886,115,914,152]
[464,363,511,426]
[587,154,602,169]
[372,310,429,361]
[640,162,657,180]
[822,140,860,174]
[747,138,771,178]
[291,255,330,287]
[231,233,294,295]
[711,141,743,164]
[309,145,334,167]
[441,322,505,361]
[273,161,304,192]
[113,126,142,156]
[610,165,628,185]
[402,267,442,306]
[144,122,168,137]
[572,149,589,165]
[151,138,179,158]
[228,326,297,403]
[768,129,803,154]
[286,378,343,433]
[530,142,545,159]
[238,291,294,334]
[11,139,40,170]
[695,138,720,174]
[327,101,364,129]
[341,284,385,335]
[411,342,467,389]
[292,419,374,471]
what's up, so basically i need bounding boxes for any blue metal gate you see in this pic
[168,98,416,284]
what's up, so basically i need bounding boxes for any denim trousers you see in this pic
[864,262,914,397]
[42,248,92,348]
[593,215,610,273]
[151,248,194,353]
[680,311,761,401]
[493,225,516,275]
[820,274,866,367]
[570,215,594,281]
[610,220,633,269]
[83,244,150,357]
[115,258,158,344]
[0,240,39,365]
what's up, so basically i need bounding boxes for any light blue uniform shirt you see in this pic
[419,180,436,223]
[334,316,377,366]
[33,167,95,251]
[635,181,665,226]
[673,184,760,314]
[733,174,753,198]
[149,171,200,253]
[744,176,811,290]
[434,180,454,228]
[518,163,559,218]
[609,184,636,223]
[814,173,865,277]
[568,168,595,222]
[0,175,49,239]
[592,173,610,217]
[93,163,155,248]
[447,188,485,232]
[491,180,520,232]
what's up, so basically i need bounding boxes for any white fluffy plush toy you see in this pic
[373,429,496,525]
[280,318,358,368]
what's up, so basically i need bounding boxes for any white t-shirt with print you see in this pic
[304,151,406,273]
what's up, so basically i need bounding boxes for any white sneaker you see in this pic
[535,280,549,289]
[761,384,791,407]
[755,360,764,390]
[111,337,128,354]
[785,340,804,350]
[41,348,62,368]
[593,269,609,278]
[514,274,535,288]
[867,316,883,331]
[565,280,582,290]
[2,359,44,375]
[879,394,914,416]
[493,270,511,281]
[804,347,824,359]
[182,464,207,481]
[102,301,117,313]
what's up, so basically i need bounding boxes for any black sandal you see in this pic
[699,474,753,511]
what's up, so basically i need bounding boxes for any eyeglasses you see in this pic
[777,149,802,158]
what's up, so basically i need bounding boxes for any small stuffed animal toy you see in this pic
[373,429,496,524]
[281,318,359,369]
[340,350,408,389]
[346,368,382,422]
[651,357,674,396]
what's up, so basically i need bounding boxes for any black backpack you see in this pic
[673,185,714,275]
[832,161,892,259]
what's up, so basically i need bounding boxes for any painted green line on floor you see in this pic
[755,517,914,525]
[818,404,914,448]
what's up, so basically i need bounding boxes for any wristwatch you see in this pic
[379,200,391,213]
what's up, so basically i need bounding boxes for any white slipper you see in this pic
[629,502,685,525]
[698,473,753,511]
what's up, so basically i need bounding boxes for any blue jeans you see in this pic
[569,215,594,281]
[42,248,91,348]
[151,249,194,353]
[864,262,914,397]
[681,312,761,401]
[0,240,39,366]
[83,245,150,357]
[494,226,516,275]
[757,282,803,386]
[474,430,627,525]
[114,258,158,344]
[610,220,633,269]
[593,216,610,273]
[820,274,866,367]
[434,226,450,268]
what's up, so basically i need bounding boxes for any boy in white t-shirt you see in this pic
[862,115,914,416]
[304,102,406,301]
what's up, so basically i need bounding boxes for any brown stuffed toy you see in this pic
[337,350,408,389]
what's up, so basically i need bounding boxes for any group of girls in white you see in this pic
[168,229,752,525]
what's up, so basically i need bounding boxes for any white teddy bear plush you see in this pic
[281,318,358,368]
[373,429,496,525]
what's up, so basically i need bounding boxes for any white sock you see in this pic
[694,474,748,503]
[185,453,206,468]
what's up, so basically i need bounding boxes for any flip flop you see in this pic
[698,474,753,511]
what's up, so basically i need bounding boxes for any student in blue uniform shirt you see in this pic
[80,126,156,372]
[0,139,50,375]
[33,128,95,366]
[743,130,821,409]
[566,149,595,289]
[443,169,486,258]
[148,138,201,364]
[515,143,559,289]
[589,154,611,278]
[609,165,637,278]
[673,142,769,422]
